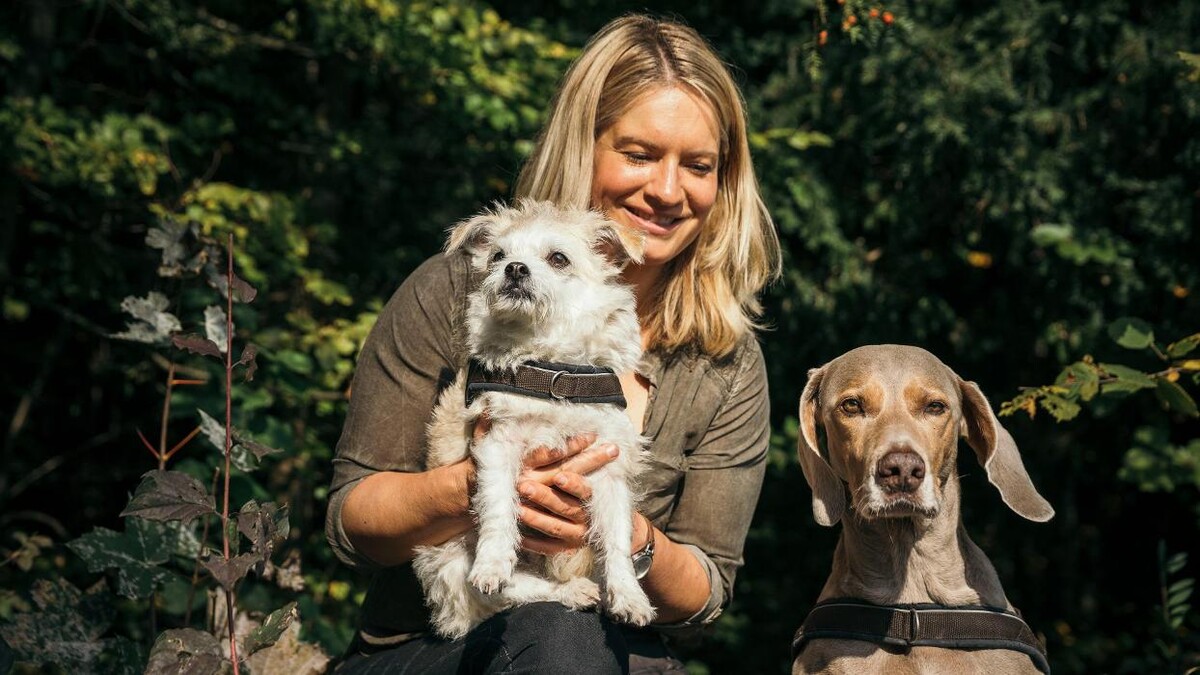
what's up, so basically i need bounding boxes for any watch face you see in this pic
[633,553,653,579]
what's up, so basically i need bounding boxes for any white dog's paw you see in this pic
[605,583,655,626]
[467,558,513,595]
[557,577,601,610]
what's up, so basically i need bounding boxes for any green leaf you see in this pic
[1107,317,1155,350]
[1155,379,1199,417]
[1039,394,1081,422]
[1167,333,1200,358]
[66,519,177,598]
[243,602,298,656]
[120,470,216,524]
[1167,552,1188,575]
[1099,364,1156,393]
[1055,362,1101,402]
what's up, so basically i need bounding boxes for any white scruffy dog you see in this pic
[413,200,655,639]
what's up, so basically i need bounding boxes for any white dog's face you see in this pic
[446,200,644,368]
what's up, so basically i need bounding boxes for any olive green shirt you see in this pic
[326,251,770,644]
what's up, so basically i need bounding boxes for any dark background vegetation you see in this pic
[2,0,1198,672]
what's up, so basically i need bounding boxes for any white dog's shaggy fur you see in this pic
[412,200,655,639]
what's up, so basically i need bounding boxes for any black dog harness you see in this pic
[792,598,1050,673]
[465,358,626,408]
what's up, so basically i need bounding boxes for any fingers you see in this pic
[519,505,589,548]
[524,432,597,469]
[560,443,619,477]
[519,480,587,521]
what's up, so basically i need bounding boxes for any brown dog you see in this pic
[792,345,1053,675]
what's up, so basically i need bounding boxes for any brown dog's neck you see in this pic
[820,476,1011,609]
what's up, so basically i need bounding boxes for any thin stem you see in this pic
[159,361,176,471]
[222,233,240,674]
[184,467,220,627]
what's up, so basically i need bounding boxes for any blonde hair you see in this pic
[515,14,781,358]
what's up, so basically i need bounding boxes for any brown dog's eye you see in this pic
[925,401,947,415]
[547,251,570,269]
[491,250,505,264]
[839,398,863,415]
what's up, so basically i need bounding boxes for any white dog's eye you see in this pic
[547,251,570,269]
[838,398,863,415]
[924,401,947,415]
[491,250,505,264]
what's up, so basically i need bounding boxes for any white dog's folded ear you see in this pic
[797,366,845,526]
[959,379,1055,522]
[445,207,501,259]
[594,217,645,268]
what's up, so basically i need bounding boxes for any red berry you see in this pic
[882,11,895,24]
[818,29,828,45]
[869,8,880,18]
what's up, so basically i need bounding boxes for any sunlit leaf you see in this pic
[204,305,229,354]
[1099,364,1156,393]
[1107,317,1154,350]
[243,602,298,656]
[120,470,215,524]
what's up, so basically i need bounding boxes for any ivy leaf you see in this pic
[1155,379,1199,417]
[66,518,177,599]
[243,602,298,657]
[144,628,224,675]
[120,470,216,524]
[201,551,260,591]
[1107,317,1155,350]
[204,305,229,354]
[1099,363,1156,394]
[237,502,289,573]
[0,578,124,671]
[1167,333,1200,359]
[172,333,223,360]
[111,292,182,345]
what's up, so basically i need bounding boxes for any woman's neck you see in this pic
[621,263,663,350]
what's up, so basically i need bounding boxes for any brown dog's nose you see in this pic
[876,451,926,494]
[505,261,530,280]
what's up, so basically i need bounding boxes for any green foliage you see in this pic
[3,0,1200,673]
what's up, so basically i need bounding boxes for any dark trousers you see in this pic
[338,602,687,675]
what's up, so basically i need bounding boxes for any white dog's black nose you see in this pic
[505,261,530,281]
[876,451,925,494]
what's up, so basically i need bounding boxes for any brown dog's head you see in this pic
[796,344,1054,526]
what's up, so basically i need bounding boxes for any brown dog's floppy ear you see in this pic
[959,379,1055,522]
[797,366,845,526]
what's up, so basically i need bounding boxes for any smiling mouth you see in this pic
[623,207,684,234]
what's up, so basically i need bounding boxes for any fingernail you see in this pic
[554,473,569,487]
[605,444,619,458]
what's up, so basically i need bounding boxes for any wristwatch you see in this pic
[632,528,655,580]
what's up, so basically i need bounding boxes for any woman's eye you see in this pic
[689,163,714,175]
[491,250,504,264]
[839,398,863,415]
[925,401,947,415]
[547,251,570,269]
[623,152,651,164]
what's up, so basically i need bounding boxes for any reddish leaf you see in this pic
[237,344,258,381]
[171,333,222,360]
[236,502,289,573]
[120,470,215,524]
[200,552,260,591]
[228,270,258,303]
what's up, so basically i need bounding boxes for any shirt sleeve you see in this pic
[325,253,464,572]
[660,337,770,629]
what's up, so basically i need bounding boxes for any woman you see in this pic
[327,14,780,673]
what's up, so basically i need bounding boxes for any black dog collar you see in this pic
[792,598,1050,673]
[465,358,627,408]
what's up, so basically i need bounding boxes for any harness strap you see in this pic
[465,358,627,408]
[792,599,1050,674]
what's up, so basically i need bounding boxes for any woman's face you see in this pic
[591,85,721,270]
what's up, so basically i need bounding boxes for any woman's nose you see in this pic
[644,162,682,206]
